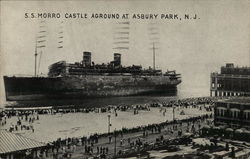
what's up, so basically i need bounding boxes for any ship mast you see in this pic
[35,20,47,77]
[34,39,38,77]
[153,43,155,70]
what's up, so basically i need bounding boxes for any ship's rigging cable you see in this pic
[113,47,129,50]
[37,51,42,75]
[37,45,46,48]
[57,21,64,49]
[113,21,130,51]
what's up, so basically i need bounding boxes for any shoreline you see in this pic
[2,96,224,109]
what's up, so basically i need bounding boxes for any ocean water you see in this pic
[3,84,210,107]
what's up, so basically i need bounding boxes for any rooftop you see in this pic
[218,97,250,104]
[0,130,45,154]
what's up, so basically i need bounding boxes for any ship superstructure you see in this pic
[48,52,165,77]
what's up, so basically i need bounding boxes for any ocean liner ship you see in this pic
[3,51,181,101]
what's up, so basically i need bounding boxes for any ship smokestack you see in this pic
[83,51,91,67]
[114,53,121,67]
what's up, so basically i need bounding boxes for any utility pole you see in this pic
[114,128,117,157]
[108,115,111,134]
[173,106,175,121]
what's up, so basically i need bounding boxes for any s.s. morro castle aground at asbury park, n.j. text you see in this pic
[24,12,195,20]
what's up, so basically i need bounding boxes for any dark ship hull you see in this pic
[3,75,181,101]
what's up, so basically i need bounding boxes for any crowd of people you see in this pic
[26,112,213,158]
[1,110,40,132]
[150,96,220,108]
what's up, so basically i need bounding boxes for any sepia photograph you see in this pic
[0,0,250,158]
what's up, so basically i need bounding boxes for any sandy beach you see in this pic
[1,105,211,143]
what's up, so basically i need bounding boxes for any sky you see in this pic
[0,0,249,105]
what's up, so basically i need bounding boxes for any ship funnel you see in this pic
[83,51,91,67]
[114,53,121,66]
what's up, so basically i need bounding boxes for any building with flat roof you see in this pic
[214,97,250,130]
[211,63,250,97]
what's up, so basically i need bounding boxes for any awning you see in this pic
[235,129,243,133]
[225,128,234,132]
[202,125,210,129]
[0,130,46,154]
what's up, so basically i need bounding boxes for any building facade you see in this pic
[214,98,250,130]
[210,63,250,97]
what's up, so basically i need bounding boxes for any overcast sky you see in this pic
[0,0,249,105]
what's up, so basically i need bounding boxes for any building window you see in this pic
[217,107,226,117]
[222,109,225,117]
[244,111,250,120]
[230,110,240,118]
